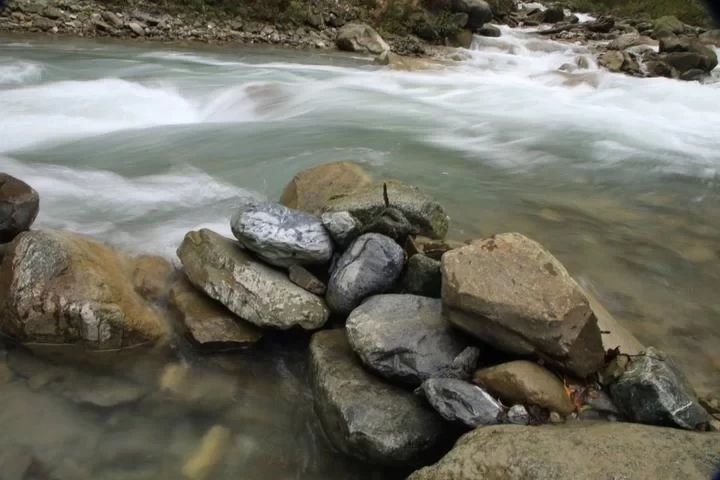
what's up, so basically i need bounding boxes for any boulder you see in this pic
[170,276,262,350]
[336,23,390,55]
[230,199,333,268]
[451,0,492,31]
[320,211,362,248]
[474,360,575,415]
[645,59,675,78]
[398,254,442,298]
[309,329,450,467]
[587,16,615,33]
[177,229,329,330]
[485,0,517,17]
[416,378,503,428]
[323,181,449,239]
[0,230,168,355]
[542,6,564,24]
[287,264,326,295]
[326,234,404,315]
[664,51,718,74]
[598,50,641,75]
[653,15,685,38]
[346,295,480,385]
[441,233,605,378]
[477,24,501,37]
[361,206,413,243]
[0,174,39,243]
[279,161,371,214]
[407,423,720,480]
[608,33,640,50]
[610,347,711,430]
[101,11,123,28]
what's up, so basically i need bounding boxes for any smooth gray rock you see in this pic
[230,199,333,268]
[417,378,502,428]
[326,234,404,315]
[177,229,329,330]
[399,254,442,298]
[346,295,480,385]
[309,329,450,467]
[336,22,390,54]
[478,24,501,37]
[407,423,720,480]
[320,211,361,248]
[610,347,710,430]
[452,0,492,30]
[0,174,39,243]
[506,404,530,425]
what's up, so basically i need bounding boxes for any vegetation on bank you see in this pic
[571,0,713,27]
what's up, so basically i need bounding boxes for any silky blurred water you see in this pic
[1,24,720,478]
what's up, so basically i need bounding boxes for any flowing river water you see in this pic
[1,21,720,479]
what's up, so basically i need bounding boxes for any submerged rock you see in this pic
[279,161,371,214]
[320,211,362,248]
[346,295,480,385]
[398,254,442,298]
[0,230,169,356]
[326,234,404,315]
[309,330,450,467]
[407,423,720,480]
[170,276,262,350]
[336,23,390,55]
[182,425,232,480]
[474,361,575,415]
[230,199,333,268]
[323,181,449,239]
[417,378,503,428]
[177,229,329,330]
[0,173,39,243]
[442,233,605,378]
[610,347,710,430]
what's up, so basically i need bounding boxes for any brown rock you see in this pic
[0,174,39,243]
[474,361,575,414]
[131,254,173,301]
[442,233,605,377]
[0,230,169,357]
[279,160,371,214]
[170,276,262,350]
[287,264,326,295]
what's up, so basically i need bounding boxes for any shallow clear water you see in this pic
[1,24,720,478]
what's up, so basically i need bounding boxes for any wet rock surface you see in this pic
[416,378,503,428]
[0,173,39,243]
[309,329,451,467]
[346,294,480,385]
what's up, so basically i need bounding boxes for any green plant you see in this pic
[571,0,711,27]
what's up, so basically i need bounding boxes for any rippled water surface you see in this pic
[1,23,720,479]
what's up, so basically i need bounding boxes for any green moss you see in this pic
[571,0,712,27]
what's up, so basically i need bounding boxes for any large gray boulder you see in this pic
[0,230,169,356]
[407,423,720,480]
[610,347,711,431]
[177,229,329,330]
[323,181,449,240]
[416,378,503,428]
[336,23,390,55]
[398,254,442,298]
[346,294,480,385]
[230,200,333,268]
[0,174,39,243]
[442,233,605,378]
[326,234,404,315]
[309,329,450,467]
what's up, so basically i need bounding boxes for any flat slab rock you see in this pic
[309,329,451,467]
[442,232,605,378]
[408,422,720,480]
[346,294,480,385]
[416,378,503,428]
[230,199,333,268]
[177,229,329,330]
[170,276,262,349]
[610,347,711,430]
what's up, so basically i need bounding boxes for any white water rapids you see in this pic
[0,20,720,479]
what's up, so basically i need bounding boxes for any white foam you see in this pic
[0,60,44,86]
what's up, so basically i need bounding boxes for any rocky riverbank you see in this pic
[1,159,719,478]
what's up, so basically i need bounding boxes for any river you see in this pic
[1,23,720,479]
